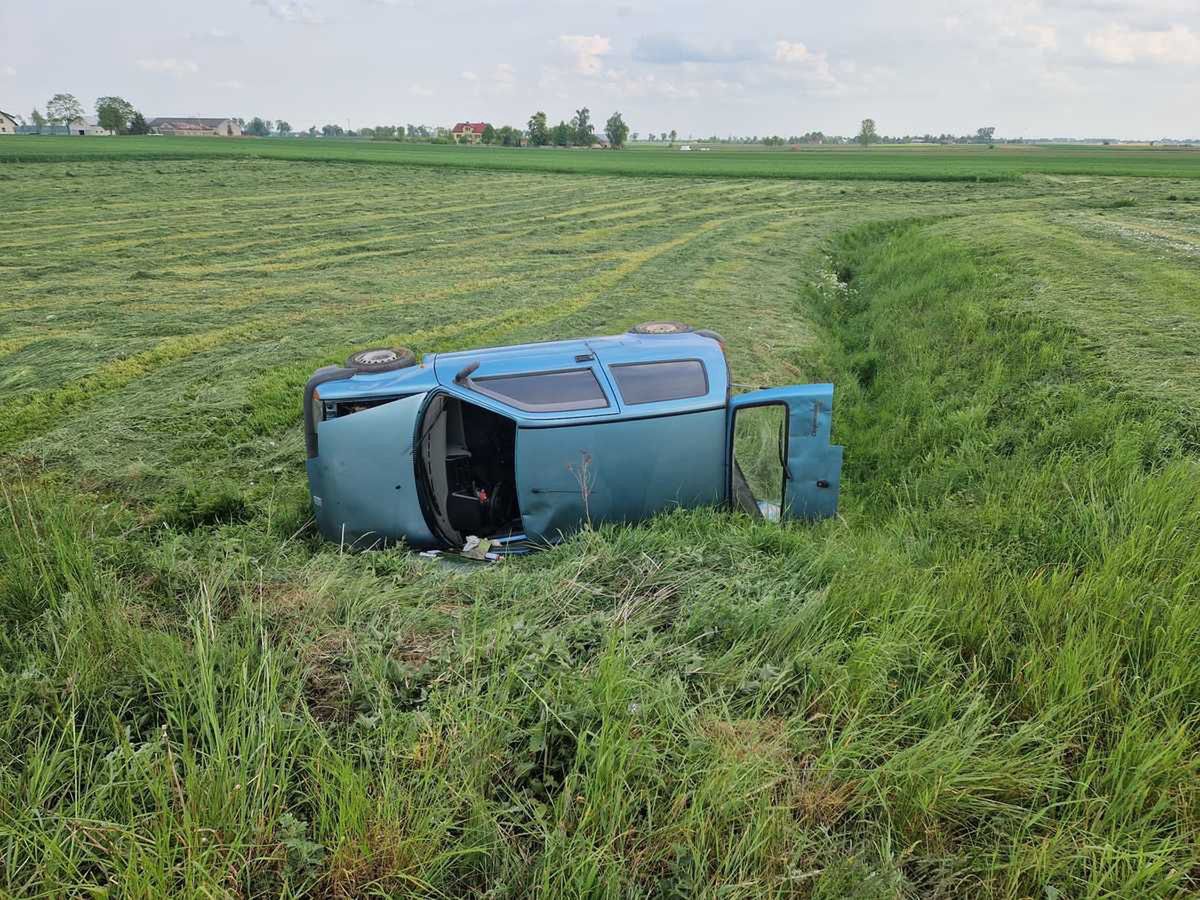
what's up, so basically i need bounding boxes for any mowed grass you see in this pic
[5,135,1200,181]
[3,155,1200,897]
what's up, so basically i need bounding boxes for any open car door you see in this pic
[727,384,843,521]
[307,392,439,548]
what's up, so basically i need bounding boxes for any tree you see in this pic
[246,117,271,137]
[975,126,996,143]
[857,118,878,146]
[571,107,594,146]
[631,132,639,142]
[46,94,84,134]
[95,96,134,133]
[481,123,497,144]
[495,125,523,147]
[321,123,344,137]
[30,108,47,133]
[276,120,292,135]
[527,111,549,146]
[668,129,677,144]
[604,111,629,148]
[127,112,150,135]
[552,120,571,147]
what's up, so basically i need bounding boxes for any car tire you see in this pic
[345,347,417,372]
[629,321,695,335]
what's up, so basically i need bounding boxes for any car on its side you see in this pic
[304,323,843,550]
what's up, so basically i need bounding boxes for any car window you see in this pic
[472,368,609,412]
[611,360,708,405]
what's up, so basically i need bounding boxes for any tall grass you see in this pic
[2,218,1199,896]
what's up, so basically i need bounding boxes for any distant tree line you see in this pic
[660,123,1007,147]
[521,108,630,148]
[24,93,150,134]
[15,101,1052,150]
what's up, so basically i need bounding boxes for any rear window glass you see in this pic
[473,369,609,412]
[612,360,708,405]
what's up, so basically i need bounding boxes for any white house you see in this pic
[68,117,113,136]
[0,110,19,134]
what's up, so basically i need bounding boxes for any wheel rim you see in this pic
[358,349,399,365]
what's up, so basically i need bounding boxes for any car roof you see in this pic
[432,331,720,366]
[319,330,731,421]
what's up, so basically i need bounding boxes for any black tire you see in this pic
[629,321,695,335]
[345,347,417,372]
[695,329,725,344]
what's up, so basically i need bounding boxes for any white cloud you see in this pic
[137,58,200,76]
[1085,24,1200,64]
[773,40,813,64]
[489,62,517,94]
[633,34,762,64]
[559,34,611,75]
[408,83,434,97]
[988,3,1059,50]
[945,4,1057,52]
[463,63,516,97]
[2,65,15,77]
[1023,23,1058,50]
[191,27,240,44]
[252,0,323,25]
[215,79,245,89]
[773,40,837,84]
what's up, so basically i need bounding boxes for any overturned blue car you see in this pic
[304,323,843,550]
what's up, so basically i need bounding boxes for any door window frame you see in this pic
[728,399,791,512]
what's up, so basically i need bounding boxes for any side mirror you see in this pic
[454,361,481,384]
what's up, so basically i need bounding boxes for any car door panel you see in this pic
[307,392,438,548]
[516,409,726,542]
[728,384,843,520]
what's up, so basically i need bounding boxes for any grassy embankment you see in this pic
[2,155,1200,896]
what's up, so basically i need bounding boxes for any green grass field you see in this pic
[3,144,1200,897]
[4,135,1200,181]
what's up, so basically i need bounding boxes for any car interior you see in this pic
[416,394,523,544]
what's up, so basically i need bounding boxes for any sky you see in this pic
[2,0,1198,139]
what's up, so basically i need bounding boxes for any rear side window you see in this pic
[611,360,708,405]
[473,369,609,412]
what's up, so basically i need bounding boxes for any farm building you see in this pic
[0,110,19,134]
[68,117,113,136]
[147,117,243,137]
[451,122,489,143]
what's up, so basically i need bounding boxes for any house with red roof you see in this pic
[451,121,489,143]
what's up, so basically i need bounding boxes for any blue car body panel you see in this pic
[305,330,842,548]
[515,408,727,542]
